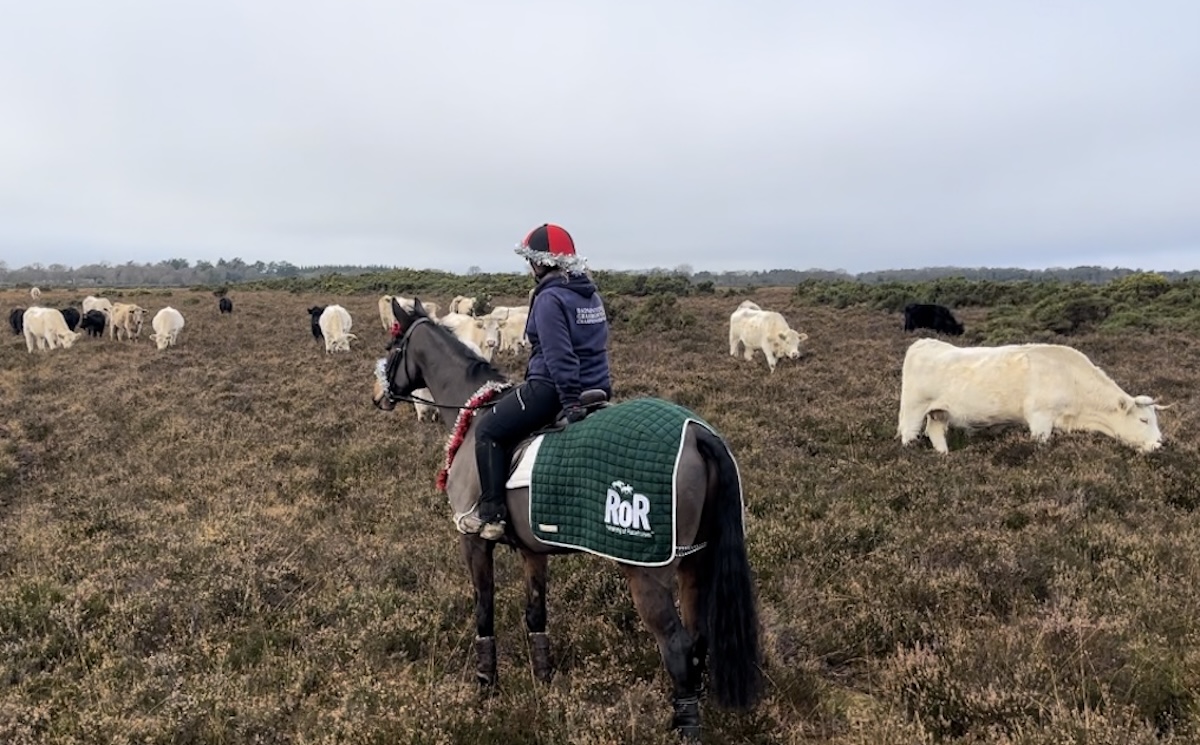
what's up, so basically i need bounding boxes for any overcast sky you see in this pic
[1,1,1197,274]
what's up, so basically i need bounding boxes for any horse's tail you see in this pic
[694,425,763,710]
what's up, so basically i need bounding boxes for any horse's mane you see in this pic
[397,304,508,384]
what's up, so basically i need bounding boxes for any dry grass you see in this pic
[1,286,1198,744]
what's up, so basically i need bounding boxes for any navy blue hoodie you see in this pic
[524,270,611,409]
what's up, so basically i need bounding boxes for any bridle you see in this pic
[377,317,504,412]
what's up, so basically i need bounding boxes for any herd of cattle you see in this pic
[6,286,1170,454]
[8,288,199,352]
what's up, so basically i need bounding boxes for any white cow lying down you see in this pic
[728,302,808,372]
[897,338,1167,454]
[149,306,185,350]
[23,307,80,352]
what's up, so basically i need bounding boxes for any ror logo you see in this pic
[604,480,652,537]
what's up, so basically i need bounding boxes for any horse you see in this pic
[371,297,763,740]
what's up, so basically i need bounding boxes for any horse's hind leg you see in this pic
[677,552,710,693]
[462,535,498,687]
[622,565,704,739]
[520,549,552,683]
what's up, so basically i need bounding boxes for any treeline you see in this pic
[3,257,1197,290]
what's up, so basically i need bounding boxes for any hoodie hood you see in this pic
[534,269,597,300]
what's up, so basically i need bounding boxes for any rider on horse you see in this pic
[469,223,613,541]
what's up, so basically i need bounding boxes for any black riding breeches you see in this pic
[474,379,562,519]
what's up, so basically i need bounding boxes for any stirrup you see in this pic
[479,521,506,541]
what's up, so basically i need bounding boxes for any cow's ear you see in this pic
[778,332,787,340]
[1118,396,1131,412]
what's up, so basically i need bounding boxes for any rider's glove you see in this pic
[564,406,587,423]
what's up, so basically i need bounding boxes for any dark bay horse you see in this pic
[371,298,762,739]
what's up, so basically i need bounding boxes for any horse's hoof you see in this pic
[475,636,497,687]
[671,696,701,740]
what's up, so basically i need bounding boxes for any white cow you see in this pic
[380,295,440,331]
[412,387,438,422]
[149,307,185,350]
[897,338,1167,454]
[82,296,114,321]
[483,306,530,353]
[450,295,477,315]
[110,302,147,341]
[728,304,808,372]
[30,287,41,301]
[378,295,397,331]
[23,307,80,352]
[438,312,494,361]
[319,304,357,352]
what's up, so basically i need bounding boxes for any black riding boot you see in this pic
[475,438,510,540]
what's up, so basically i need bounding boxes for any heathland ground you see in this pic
[1,285,1198,744]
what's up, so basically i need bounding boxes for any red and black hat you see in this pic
[514,223,587,272]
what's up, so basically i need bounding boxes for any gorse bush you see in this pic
[795,273,1200,340]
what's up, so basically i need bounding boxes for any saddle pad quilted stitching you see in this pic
[528,398,713,566]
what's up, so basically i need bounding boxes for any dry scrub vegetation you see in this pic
[1,286,1198,744]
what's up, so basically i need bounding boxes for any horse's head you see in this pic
[372,297,433,410]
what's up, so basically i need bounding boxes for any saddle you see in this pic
[509,389,611,477]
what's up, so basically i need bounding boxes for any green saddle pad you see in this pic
[527,397,714,566]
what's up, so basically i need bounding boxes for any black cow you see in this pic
[80,310,107,337]
[903,303,964,336]
[219,297,233,314]
[60,307,81,331]
[9,307,25,335]
[307,306,325,340]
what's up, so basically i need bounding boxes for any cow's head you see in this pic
[481,316,503,351]
[59,330,82,349]
[777,329,809,360]
[1112,395,1168,452]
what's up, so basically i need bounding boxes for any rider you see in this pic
[471,223,613,541]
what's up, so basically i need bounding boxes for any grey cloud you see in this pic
[1,1,1197,273]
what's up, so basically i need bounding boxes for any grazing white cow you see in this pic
[450,295,477,315]
[23,307,80,352]
[897,338,1167,454]
[728,303,808,372]
[438,312,494,361]
[483,306,530,353]
[30,287,42,301]
[412,388,438,422]
[319,304,357,352]
[82,296,114,321]
[109,302,147,341]
[149,307,185,350]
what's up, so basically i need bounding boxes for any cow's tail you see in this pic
[693,426,763,710]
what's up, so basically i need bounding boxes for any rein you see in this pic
[377,316,506,412]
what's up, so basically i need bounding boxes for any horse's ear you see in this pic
[413,297,427,317]
[391,297,408,325]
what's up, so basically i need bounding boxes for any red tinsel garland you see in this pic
[436,381,513,492]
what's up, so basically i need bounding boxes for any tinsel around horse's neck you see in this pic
[437,380,512,491]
